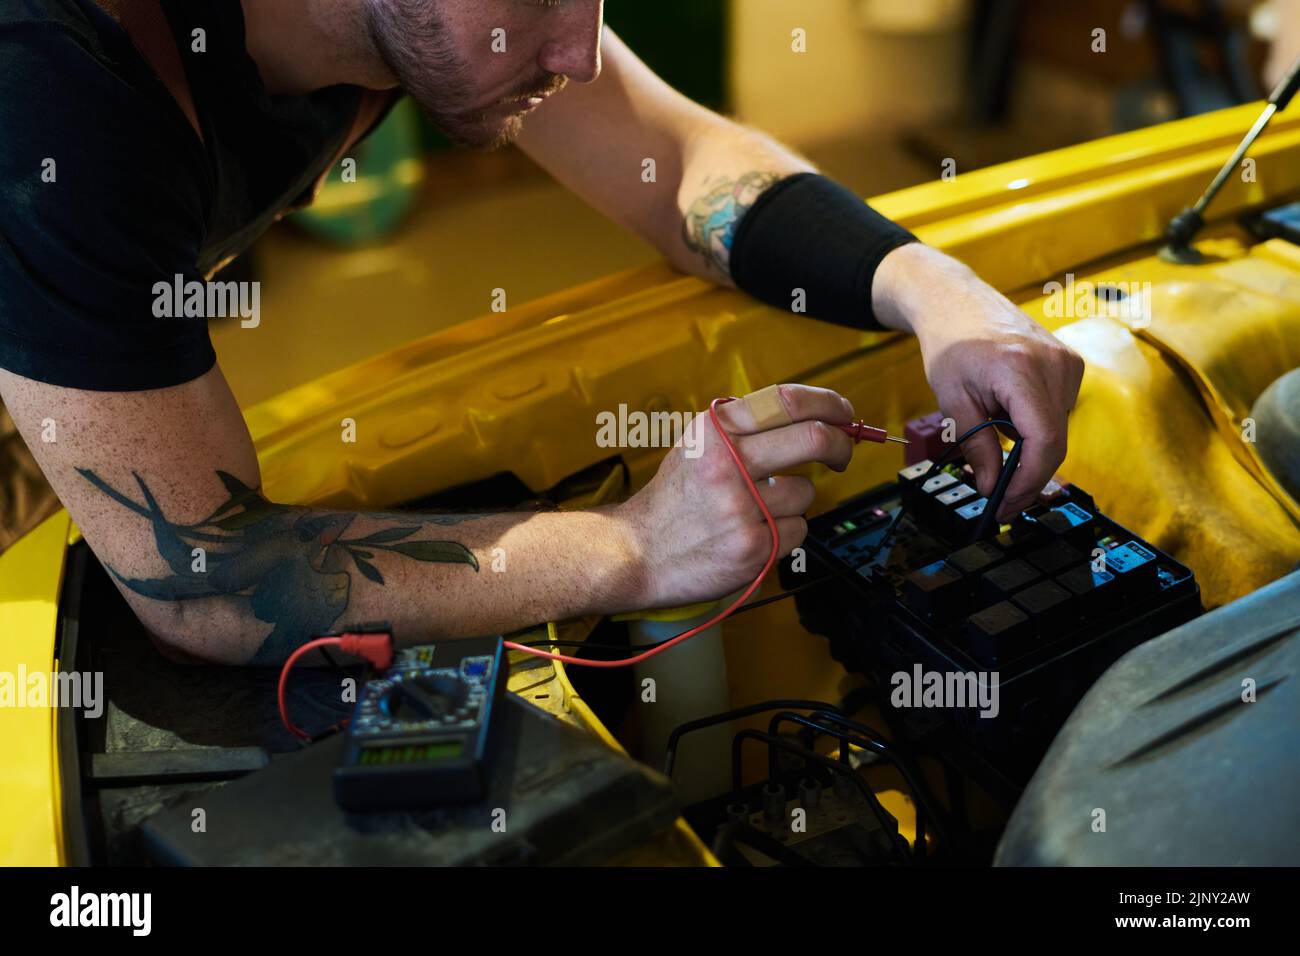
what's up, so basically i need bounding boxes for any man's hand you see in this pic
[616,384,856,608]
[872,243,1085,520]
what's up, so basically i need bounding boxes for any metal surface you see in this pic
[1159,55,1299,262]
[1194,103,1277,219]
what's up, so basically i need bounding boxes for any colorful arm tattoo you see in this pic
[681,170,782,278]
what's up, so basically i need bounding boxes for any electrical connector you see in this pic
[278,629,395,742]
[837,421,909,444]
[337,631,395,670]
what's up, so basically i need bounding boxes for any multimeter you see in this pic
[333,635,507,811]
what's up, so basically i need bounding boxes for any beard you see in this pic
[365,0,568,150]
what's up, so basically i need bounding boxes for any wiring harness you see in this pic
[665,698,952,865]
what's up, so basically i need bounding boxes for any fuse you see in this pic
[964,601,1032,666]
[937,483,978,508]
[1011,578,1074,634]
[902,560,968,624]
[947,540,1005,575]
[980,558,1042,602]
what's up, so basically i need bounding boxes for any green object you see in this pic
[606,0,727,110]
[293,97,425,246]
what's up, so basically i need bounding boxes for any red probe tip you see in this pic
[837,421,908,445]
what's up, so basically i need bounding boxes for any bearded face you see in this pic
[365,0,602,149]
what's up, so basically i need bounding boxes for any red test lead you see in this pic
[502,399,906,670]
[278,631,395,741]
[837,421,910,445]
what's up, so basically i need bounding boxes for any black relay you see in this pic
[784,457,1201,796]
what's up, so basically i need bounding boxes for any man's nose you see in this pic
[538,4,603,84]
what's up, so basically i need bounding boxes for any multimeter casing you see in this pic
[333,635,507,811]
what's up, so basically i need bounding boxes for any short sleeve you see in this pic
[0,20,216,391]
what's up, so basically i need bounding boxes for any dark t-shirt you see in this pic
[0,0,365,390]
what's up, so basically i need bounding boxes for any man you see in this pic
[0,0,1083,665]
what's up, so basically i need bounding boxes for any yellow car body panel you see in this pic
[1028,240,1300,605]
[0,511,71,866]
[4,102,1300,864]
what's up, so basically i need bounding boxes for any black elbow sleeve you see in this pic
[728,172,917,331]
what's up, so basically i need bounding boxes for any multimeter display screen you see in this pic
[358,741,464,765]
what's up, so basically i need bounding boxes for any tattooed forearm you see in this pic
[78,468,480,665]
[681,170,783,278]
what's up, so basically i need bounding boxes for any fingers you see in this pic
[752,474,816,519]
[994,368,1068,519]
[996,339,1082,518]
[731,513,810,571]
[715,384,855,435]
[944,393,1004,498]
[736,419,855,477]
[933,324,1084,521]
[773,515,809,558]
[708,384,858,479]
